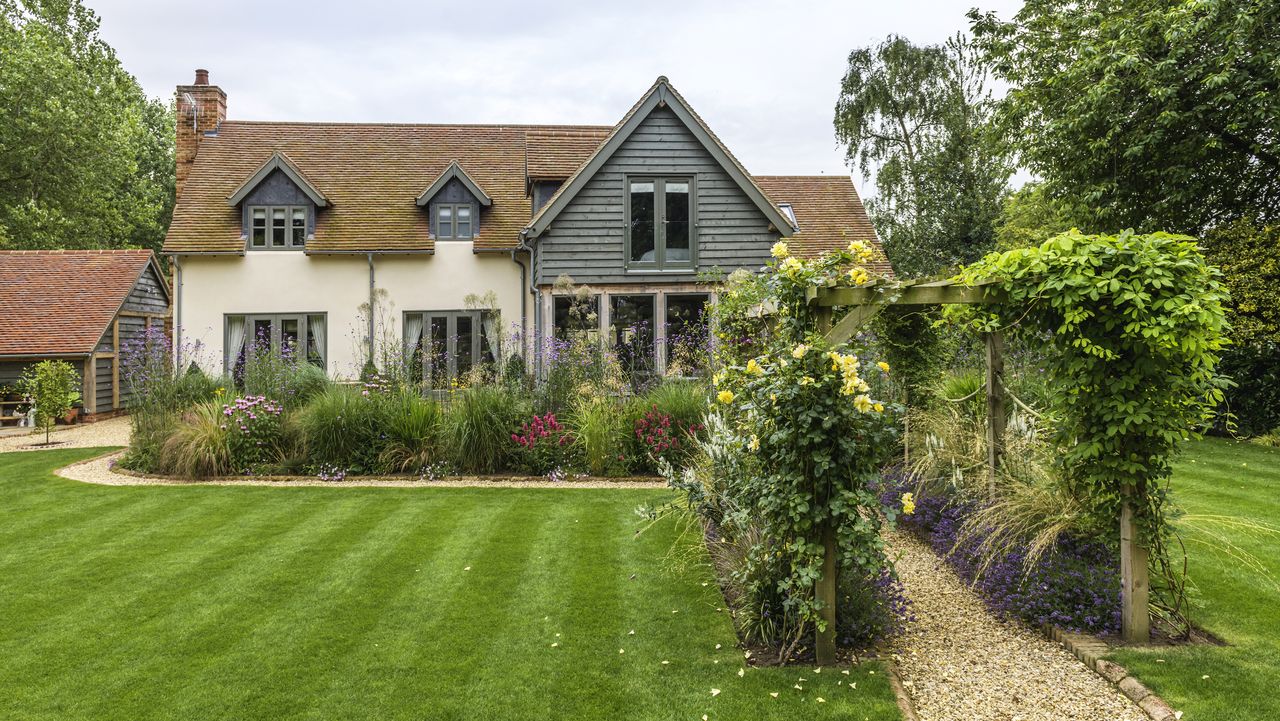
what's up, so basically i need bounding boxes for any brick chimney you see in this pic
[175,68,226,200]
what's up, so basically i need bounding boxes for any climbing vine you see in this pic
[947,230,1229,544]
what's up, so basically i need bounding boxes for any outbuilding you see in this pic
[0,250,171,424]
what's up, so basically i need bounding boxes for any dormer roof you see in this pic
[416,161,493,207]
[226,151,329,208]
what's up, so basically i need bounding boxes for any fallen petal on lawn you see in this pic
[769,692,778,698]
[710,689,720,697]
[737,668,744,677]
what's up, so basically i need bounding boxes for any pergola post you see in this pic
[814,306,838,666]
[1120,492,1151,642]
[984,332,1006,497]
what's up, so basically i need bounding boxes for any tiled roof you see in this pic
[524,127,611,180]
[754,176,893,274]
[0,250,160,356]
[165,122,606,254]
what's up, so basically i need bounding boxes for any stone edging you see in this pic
[55,450,668,490]
[884,660,920,721]
[1041,624,1182,721]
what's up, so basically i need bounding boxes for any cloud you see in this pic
[89,0,1023,191]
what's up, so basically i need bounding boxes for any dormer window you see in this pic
[249,206,308,249]
[437,204,474,240]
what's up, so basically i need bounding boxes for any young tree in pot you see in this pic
[17,360,81,445]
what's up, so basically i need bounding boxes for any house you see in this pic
[0,250,171,423]
[165,70,887,383]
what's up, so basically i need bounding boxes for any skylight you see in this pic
[778,203,799,231]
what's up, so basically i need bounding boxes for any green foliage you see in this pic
[16,359,80,444]
[0,0,174,253]
[993,183,1076,250]
[712,242,902,636]
[445,385,530,474]
[1201,220,1280,348]
[377,391,444,473]
[708,268,771,370]
[240,344,332,410]
[158,402,232,478]
[835,33,1011,276]
[570,398,626,476]
[295,385,386,474]
[948,230,1229,543]
[873,306,942,408]
[970,0,1280,234]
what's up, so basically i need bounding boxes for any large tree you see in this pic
[835,34,1012,277]
[0,0,173,252]
[969,0,1280,235]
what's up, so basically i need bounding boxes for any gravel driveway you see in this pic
[0,416,131,453]
[887,528,1145,721]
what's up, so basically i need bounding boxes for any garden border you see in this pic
[55,451,668,490]
[1041,624,1181,721]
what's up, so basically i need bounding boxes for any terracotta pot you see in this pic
[61,409,78,425]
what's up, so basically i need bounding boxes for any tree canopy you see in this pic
[970,0,1280,235]
[0,0,173,253]
[835,34,1012,277]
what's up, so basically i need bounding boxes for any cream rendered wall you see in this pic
[177,242,527,380]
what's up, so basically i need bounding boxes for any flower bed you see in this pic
[881,468,1121,634]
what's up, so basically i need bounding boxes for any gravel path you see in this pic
[887,528,1146,721]
[54,451,666,490]
[0,416,131,453]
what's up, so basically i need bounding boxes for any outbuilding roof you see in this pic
[0,250,166,357]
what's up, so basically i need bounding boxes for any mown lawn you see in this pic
[0,448,899,721]
[1109,438,1280,721]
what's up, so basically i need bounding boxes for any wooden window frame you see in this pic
[246,205,308,250]
[435,203,476,240]
[224,312,326,372]
[624,175,696,272]
[403,309,496,388]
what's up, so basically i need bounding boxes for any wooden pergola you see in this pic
[806,279,1150,664]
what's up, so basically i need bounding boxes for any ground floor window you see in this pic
[552,294,600,342]
[225,313,326,374]
[404,310,498,389]
[663,293,710,376]
[546,289,711,379]
[609,294,656,377]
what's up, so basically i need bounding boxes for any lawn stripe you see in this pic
[1,488,332,649]
[308,491,548,719]
[150,491,486,719]
[448,493,579,720]
[8,491,379,717]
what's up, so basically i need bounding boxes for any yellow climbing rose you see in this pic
[877,361,890,373]
[853,394,873,413]
[717,390,735,405]
[746,358,764,376]
[873,402,885,413]
[771,241,790,258]
[901,492,916,515]
[791,344,809,359]
[747,434,760,452]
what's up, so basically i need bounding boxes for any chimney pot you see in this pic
[194,68,209,85]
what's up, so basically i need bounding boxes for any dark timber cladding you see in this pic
[533,105,780,285]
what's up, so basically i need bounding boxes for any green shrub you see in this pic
[446,384,530,473]
[570,397,626,476]
[17,359,81,445]
[158,402,231,478]
[623,380,707,473]
[377,391,444,473]
[222,395,285,474]
[295,385,386,473]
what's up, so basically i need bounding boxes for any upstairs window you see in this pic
[627,177,694,270]
[436,204,474,240]
[249,206,307,249]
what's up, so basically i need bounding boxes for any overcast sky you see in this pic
[89,0,1024,196]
